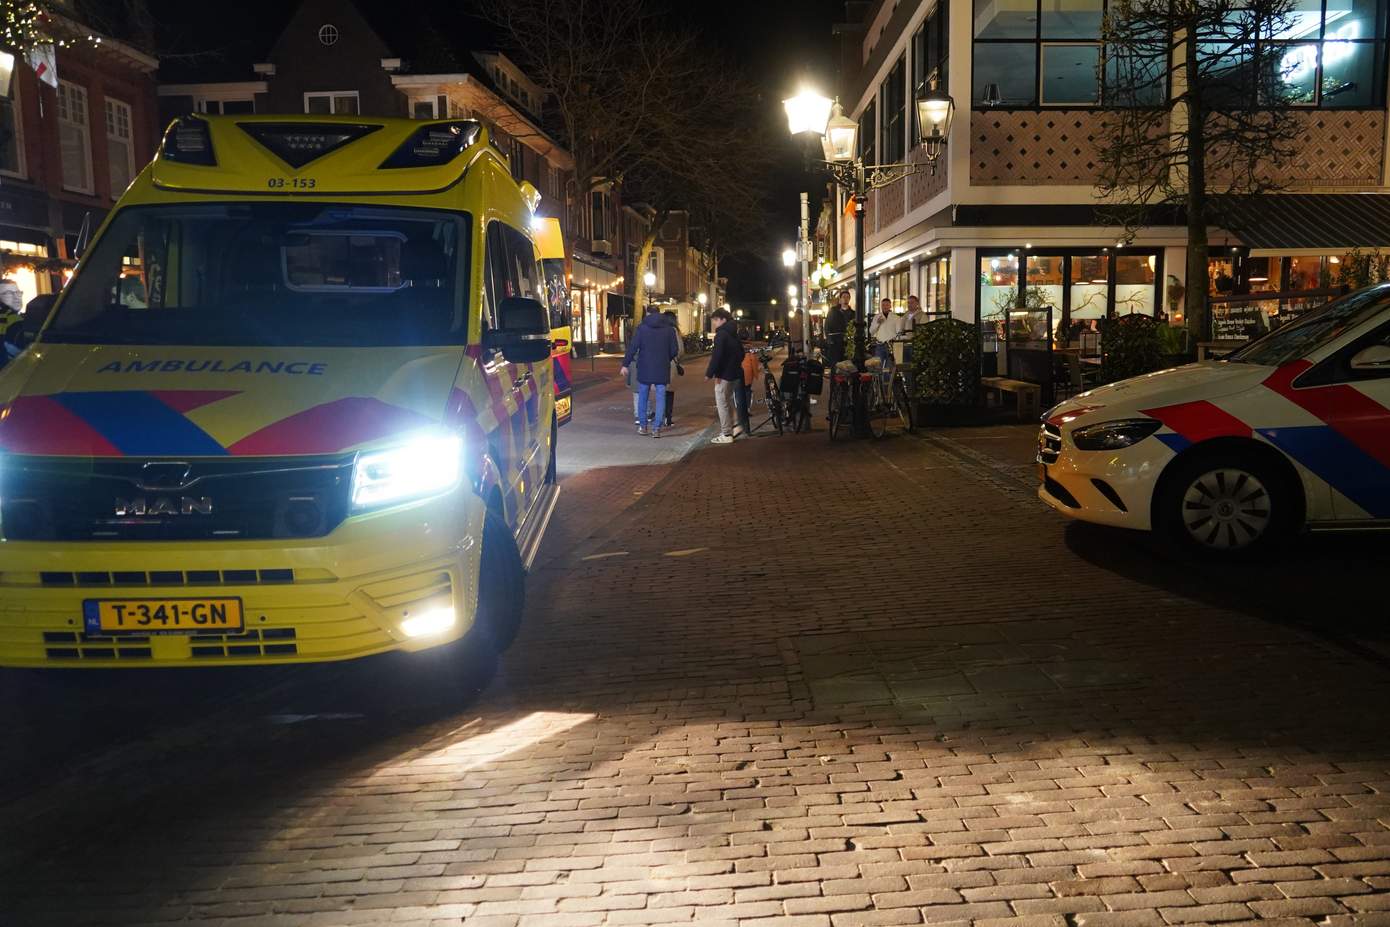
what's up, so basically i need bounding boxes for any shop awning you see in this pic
[1216,194,1390,250]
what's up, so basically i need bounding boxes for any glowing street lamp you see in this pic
[697,292,708,306]
[782,247,796,268]
[782,89,833,137]
[782,82,955,436]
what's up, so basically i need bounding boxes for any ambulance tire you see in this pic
[470,506,526,654]
[1157,449,1296,558]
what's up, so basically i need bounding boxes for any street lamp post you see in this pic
[783,83,955,433]
[642,269,657,319]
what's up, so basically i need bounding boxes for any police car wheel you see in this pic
[1160,454,1289,556]
[469,507,526,654]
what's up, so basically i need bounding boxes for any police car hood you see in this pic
[0,344,466,458]
[1049,361,1272,425]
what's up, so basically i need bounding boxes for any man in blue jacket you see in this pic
[704,308,745,444]
[621,310,679,438]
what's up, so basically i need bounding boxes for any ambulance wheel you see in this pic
[1157,449,1295,557]
[469,505,526,654]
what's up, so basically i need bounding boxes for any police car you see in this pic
[1039,284,1390,554]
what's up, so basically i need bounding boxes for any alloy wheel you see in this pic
[1180,467,1272,551]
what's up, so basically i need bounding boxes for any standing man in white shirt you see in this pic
[869,297,900,367]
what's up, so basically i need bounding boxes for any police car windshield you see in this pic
[46,203,468,347]
[1228,285,1390,367]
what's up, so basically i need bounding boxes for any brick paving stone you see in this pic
[2,415,1390,926]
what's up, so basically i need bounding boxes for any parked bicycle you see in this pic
[779,347,823,434]
[827,361,869,441]
[750,346,787,436]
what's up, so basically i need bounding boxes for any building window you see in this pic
[590,191,609,242]
[924,253,951,315]
[304,92,359,115]
[0,82,24,178]
[199,98,255,114]
[318,24,339,46]
[410,95,444,119]
[105,98,134,199]
[913,1,950,104]
[880,55,907,159]
[509,138,524,180]
[974,0,1104,107]
[56,81,93,194]
[858,99,876,166]
[1253,2,1388,108]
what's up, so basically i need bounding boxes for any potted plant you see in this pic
[1100,314,1164,384]
[909,317,980,424]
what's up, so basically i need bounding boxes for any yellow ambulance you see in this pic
[0,115,559,668]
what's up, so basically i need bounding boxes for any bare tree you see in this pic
[1098,0,1303,337]
[618,59,773,315]
[483,0,772,314]
[483,0,692,194]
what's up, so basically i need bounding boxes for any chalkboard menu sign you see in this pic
[1211,306,1266,341]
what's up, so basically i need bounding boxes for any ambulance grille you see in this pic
[38,569,295,587]
[43,630,153,661]
[40,628,298,660]
[1,456,353,542]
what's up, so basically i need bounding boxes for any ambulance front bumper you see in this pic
[0,491,486,668]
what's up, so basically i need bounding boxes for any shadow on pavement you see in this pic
[1061,519,1390,648]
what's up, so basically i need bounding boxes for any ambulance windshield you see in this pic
[46,203,469,347]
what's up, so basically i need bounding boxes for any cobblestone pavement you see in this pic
[2,374,1389,927]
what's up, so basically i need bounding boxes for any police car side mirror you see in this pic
[484,296,551,364]
[1349,344,1390,372]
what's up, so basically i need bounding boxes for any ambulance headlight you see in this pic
[1071,419,1162,451]
[351,433,463,511]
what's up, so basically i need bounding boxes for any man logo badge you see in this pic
[114,497,214,516]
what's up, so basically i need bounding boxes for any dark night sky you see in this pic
[147,0,844,310]
[679,0,844,311]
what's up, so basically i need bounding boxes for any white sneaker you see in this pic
[711,434,734,445]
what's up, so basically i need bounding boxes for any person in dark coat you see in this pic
[621,310,679,437]
[824,289,853,368]
[704,308,744,443]
[662,310,683,428]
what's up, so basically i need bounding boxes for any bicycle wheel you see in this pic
[866,377,888,439]
[793,391,811,433]
[763,373,785,435]
[827,379,841,441]
[892,370,914,432]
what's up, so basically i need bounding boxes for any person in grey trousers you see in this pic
[704,308,744,444]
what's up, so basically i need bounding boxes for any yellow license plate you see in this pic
[83,598,244,636]
[556,395,572,420]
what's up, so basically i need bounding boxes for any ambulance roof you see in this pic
[149,114,497,197]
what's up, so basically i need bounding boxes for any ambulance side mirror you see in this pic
[484,296,551,364]
[16,294,56,347]
[1349,344,1390,372]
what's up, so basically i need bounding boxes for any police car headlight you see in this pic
[351,433,463,511]
[1071,419,1162,451]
